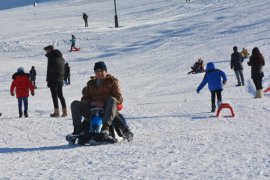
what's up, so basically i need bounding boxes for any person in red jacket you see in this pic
[10,67,35,118]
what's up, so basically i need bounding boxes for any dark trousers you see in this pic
[84,20,88,27]
[71,97,129,132]
[49,83,66,109]
[64,76,70,85]
[70,43,76,51]
[253,76,263,90]
[211,90,222,108]
[18,97,28,114]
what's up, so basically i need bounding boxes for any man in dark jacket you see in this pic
[231,46,245,86]
[44,45,67,117]
[83,13,88,27]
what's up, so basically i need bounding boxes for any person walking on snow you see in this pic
[29,66,37,89]
[64,63,70,85]
[231,46,245,86]
[70,35,77,52]
[196,62,227,112]
[83,13,88,27]
[10,67,35,118]
[70,61,133,142]
[247,47,265,98]
[44,45,67,117]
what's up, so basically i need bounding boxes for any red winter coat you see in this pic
[10,73,35,98]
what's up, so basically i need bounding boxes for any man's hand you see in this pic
[11,93,15,96]
[31,92,35,96]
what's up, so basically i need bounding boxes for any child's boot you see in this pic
[211,104,216,112]
[24,112,28,118]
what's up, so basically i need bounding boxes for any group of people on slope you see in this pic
[8,45,133,142]
[196,46,265,112]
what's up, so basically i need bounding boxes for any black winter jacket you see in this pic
[46,49,65,85]
[248,55,265,79]
[231,51,244,71]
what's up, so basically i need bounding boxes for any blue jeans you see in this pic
[18,97,28,114]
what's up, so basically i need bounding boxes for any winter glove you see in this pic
[11,93,15,96]
[31,92,35,96]
[223,81,227,85]
[196,89,200,94]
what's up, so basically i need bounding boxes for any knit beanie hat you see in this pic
[94,61,107,72]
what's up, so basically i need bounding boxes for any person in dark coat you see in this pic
[10,67,35,118]
[64,63,70,85]
[44,45,67,117]
[231,46,245,86]
[29,66,37,88]
[83,13,88,27]
[247,47,265,98]
[197,62,227,112]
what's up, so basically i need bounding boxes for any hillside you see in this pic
[0,0,270,179]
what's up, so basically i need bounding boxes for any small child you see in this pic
[196,62,227,112]
[70,35,76,52]
[10,67,35,118]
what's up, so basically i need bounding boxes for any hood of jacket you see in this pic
[206,62,216,72]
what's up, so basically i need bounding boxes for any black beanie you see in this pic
[233,46,238,52]
[94,61,107,72]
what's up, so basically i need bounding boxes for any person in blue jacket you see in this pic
[196,62,227,112]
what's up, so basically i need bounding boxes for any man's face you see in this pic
[95,69,107,80]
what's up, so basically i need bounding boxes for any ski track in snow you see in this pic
[0,0,270,179]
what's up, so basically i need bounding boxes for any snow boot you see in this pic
[61,107,68,117]
[19,113,23,118]
[242,82,245,86]
[236,83,241,86]
[50,108,60,117]
[24,112,28,118]
[254,90,262,98]
[123,130,134,142]
[211,105,216,112]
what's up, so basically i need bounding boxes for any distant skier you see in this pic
[241,48,250,59]
[70,35,77,52]
[10,67,35,118]
[44,45,67,117]
[83,13,88,27]
[29,66,37,89]
[64,63,70,85]
[186,0,191,2]
[247,47,265,98]
[231,46,245,86]
[196,62,227,112]
[188,58,205,74]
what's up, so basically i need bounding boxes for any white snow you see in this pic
[0,0,270,179]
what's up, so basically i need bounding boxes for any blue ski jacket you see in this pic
[197,62,227,92]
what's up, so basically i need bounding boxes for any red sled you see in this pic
[264,87,270,93]
[216,103,235,117]
[71,47,80,51]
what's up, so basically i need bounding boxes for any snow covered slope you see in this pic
[0,0,270,179]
